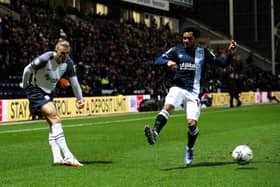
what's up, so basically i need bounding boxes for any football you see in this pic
[232,145,253,165]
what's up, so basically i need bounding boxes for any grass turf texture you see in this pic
[0,104,279,187]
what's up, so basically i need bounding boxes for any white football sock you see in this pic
[51,123,74,159]
[49,133,63,163]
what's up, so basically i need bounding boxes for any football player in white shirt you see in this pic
[22,40,84,166]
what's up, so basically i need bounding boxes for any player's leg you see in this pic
[187,119,199,149]
[41,102,83,166]
[144,87,183,144]
[154,104,174,134]
[41,102,64,164]
[230,94,234,107]
[144,104,174,144]
[184,94,200,165]
[25,86,64,164]
[235,93,242,106]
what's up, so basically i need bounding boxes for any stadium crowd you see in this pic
[0,1,279,99]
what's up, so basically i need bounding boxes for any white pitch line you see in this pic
[0,115,172,134]
[0,105,268,135]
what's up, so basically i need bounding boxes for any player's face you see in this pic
[55,46,70,64]
[183,32,196,49]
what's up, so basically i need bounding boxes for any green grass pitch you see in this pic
[0,104,279,187]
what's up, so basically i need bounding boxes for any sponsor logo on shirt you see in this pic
[179,62,196,70]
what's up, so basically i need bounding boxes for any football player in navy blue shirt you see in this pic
[144,27,238,165]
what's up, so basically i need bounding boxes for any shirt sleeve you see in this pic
[205,48,232,68]
[64,58,77,78]
[69,76,83,100]
[66,58,83,100]
[31,52,52,70]
[22,63,33,88]
[22,52,52,88]
[154,47,177,65]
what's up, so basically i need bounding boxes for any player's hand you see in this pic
[167,60,177,71]
[19,82,24,88]
[19,82,29,89]
[227,40,238,56]
[76,99,85,109]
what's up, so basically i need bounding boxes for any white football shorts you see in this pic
[164,86,201,120]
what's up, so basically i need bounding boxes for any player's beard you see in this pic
[183,42,192,48]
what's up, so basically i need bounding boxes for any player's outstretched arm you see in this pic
[207,40,238,68]
[227,40,238,56]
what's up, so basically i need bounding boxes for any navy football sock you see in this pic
[187,126,199,149]
[154,110,169,134]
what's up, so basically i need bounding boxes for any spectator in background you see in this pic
[267,85,280,103]
[1,2,278,100]
[228,72,242,107]
[267,92,280,103]
[200,92,213,108]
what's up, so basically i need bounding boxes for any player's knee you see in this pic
[42,109,57,119]
[46,115,61,125]
[187,119,197,126]
[163,104,174,114]
[41,107,61,124]
[187,120,199,135]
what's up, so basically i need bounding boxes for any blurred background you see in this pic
[0,0,279,100]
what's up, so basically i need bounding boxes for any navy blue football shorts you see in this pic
[24,85,53,115]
